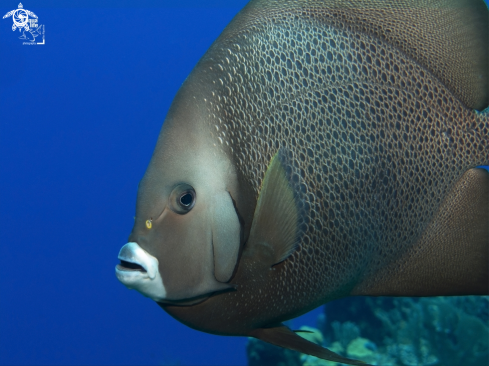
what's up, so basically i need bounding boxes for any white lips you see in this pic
[115,242,167,301]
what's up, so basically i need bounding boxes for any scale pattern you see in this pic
[189,5,488,320]
[226,0,489,110]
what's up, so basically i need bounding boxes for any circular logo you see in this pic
[13,9,28,28]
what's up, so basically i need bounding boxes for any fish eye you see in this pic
[169,184,196,214]
[179,192,193,207]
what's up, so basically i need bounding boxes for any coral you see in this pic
[421,298,488,366]
[298,327,334,366]
[247,337,301,366]
[322,296,489,366]
[370,297,489,365]
[331,321,360,349]
[301,353,337,366]
[246,296,489,366]
[297,326,324,345]
[323,297,389,345]
[346,338,375,360]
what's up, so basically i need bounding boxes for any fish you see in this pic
[18,29,38,41]
[115,0,489,364]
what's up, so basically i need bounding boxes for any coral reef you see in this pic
[247,336,302,366]
[246,296,489,365]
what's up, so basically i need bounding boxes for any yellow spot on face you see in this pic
[145,219,152,229]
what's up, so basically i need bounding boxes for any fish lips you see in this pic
[116,242,236,305]
[115,242,167,301]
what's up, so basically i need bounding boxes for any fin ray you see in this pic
[245,152,300,266]
[250,326,371,366]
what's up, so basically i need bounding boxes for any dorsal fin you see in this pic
[220,0,489,110]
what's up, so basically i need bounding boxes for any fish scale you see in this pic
[116,1,488,364]
[199,10,487,305]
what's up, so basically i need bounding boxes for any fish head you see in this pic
[116,82,245,304]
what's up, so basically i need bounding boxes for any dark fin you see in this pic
[293,330,314,334]
[352,168,489,297]
[244,152,300,267]
[224,0,488,110]
[249,326,371,366]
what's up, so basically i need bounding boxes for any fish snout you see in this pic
[115,242,167,301]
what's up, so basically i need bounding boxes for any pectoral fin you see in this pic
[244,152,301,267]
[249,325,371,366]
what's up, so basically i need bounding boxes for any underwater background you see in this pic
[0,1,487,365]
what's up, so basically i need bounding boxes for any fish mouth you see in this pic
[117,260,146,272]
[115,242,167,301]
[116,243,235,305]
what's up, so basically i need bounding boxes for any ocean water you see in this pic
[0,1,486,365]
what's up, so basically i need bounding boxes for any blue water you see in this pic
[0,1,486,365]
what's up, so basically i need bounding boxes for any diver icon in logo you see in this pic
[3,3,44,44]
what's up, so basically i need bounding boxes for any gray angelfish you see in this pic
[116,0,489,364]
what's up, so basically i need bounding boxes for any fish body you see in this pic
[116,1,489,364]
